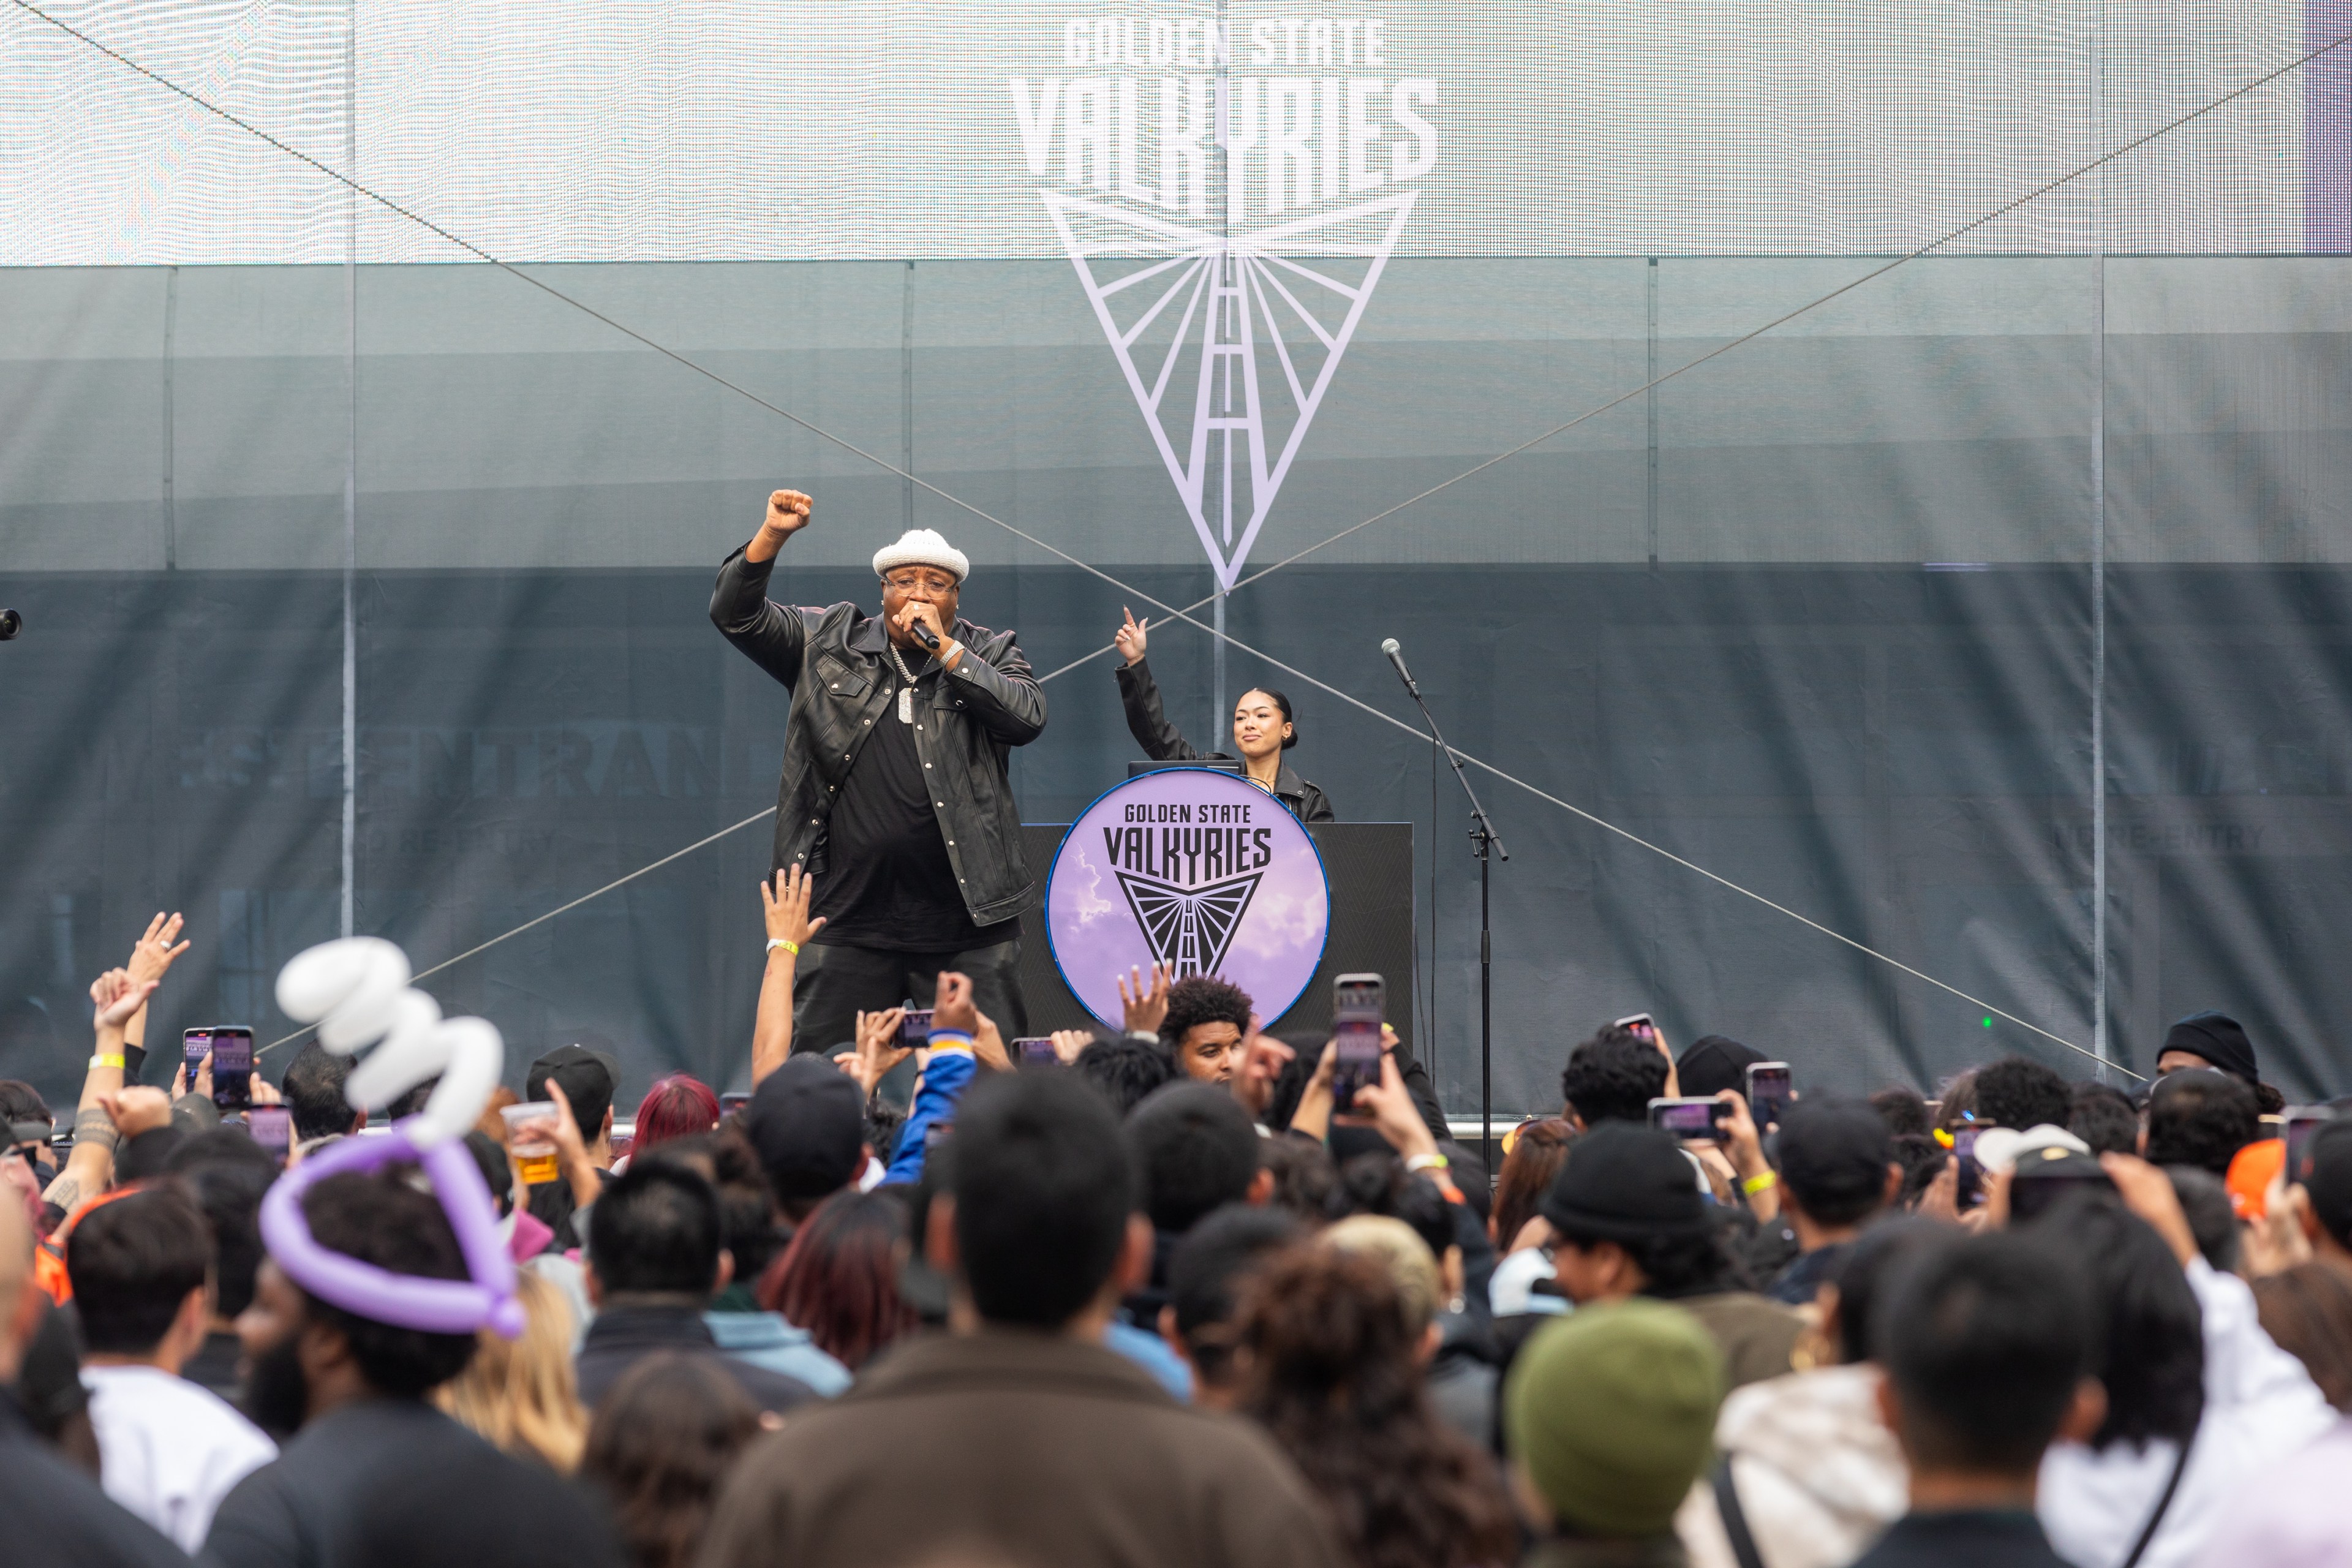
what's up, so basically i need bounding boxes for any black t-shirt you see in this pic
[812,654,1014,954]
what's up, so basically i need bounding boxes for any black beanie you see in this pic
[1540,1122,1712,1242]
[2162,1011,2259,1087]
[1676,1036,1765,1099]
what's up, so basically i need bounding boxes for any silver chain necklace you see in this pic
[888,643,922,723]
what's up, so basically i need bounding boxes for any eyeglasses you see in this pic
[883,573,958,593]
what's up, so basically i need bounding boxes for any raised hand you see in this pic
[932,971,980,1036]
[892,597,951,650]
[1350,1046,1438,1162]
[91,970,158,1033]
[126,911,190,990]
[1050,1028,1097,1065]
[765,489,814,538]
[762,866,827,949]
[1118,963,1174,1035]
[1232,1020,1294,1118]
[98,1085,173,1139]
[970,1006,1011,1072]
[838,1007,912,1096]
[1114,606,1150,666]
[747,489,814,564]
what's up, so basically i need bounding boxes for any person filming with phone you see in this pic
[711,489,1046,1058]
[1112,608,1334,823]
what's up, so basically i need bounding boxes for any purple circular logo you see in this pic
[1045,768,1331,1031]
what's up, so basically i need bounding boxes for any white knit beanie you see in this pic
[872,529,970,584]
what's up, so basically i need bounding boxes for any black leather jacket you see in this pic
[710,547,1047,927]
[1115,658,1335,823]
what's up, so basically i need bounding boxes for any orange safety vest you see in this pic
[34,1183,148,1305]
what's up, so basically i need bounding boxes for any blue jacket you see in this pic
[884,1038,979,1185]
[704,1310,852,1396]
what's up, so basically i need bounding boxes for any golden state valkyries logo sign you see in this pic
[1009,16,1436,587]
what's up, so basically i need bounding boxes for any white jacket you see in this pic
[1677,1362,1907,1568]
[2038,1257,2335,1568]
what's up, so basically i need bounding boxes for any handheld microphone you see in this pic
[1381,637,1420,699]
[910,621,941,652]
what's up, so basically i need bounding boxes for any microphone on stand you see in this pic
[1379,631,1509,1176]
[1380,636,1419,699]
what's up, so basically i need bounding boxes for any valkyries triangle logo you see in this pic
[1009,17,1436,588]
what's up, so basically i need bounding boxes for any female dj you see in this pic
[1112,607,1335,823]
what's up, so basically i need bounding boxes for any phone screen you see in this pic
[900,1008,936,1047]
[183,1028,213,1079]
[2285,1109,2334,1179]
[1614,1012,1657,1041]
[1648,1098,1725,1141]
[245,1106,292,1164]
[1746,1063,1793,1126]
[1330,974,1385,1109]
[210,1028,255,1110]
[1951,1126,1980,1159]
[719,1091,752,1115]
[1014,1037,1059,1069]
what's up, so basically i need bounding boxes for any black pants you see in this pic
[791,937,1030,1063]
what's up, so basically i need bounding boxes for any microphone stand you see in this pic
[1389,657,1508,1178]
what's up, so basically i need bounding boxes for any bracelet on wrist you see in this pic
[766,937,800,957]
[1741,1169,1779,1196]
[88,1054,124,1071]
[1405,1152,1450,1174]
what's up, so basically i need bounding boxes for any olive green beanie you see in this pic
[1504,1298,1726,1537]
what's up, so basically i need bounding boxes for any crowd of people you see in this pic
[10,905,2352,1568]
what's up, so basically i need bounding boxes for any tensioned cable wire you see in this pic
[26,4,2312,1072]
[1034,20,2352,683]
[257,807,780,1055]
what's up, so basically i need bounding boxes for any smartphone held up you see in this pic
[1331,974,1385,1109]
[1648,1096,1734,1144]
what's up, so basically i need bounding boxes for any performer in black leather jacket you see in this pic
[710,489,1046,1055]
[1111,608,1334,823]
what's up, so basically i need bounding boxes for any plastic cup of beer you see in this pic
[501,1102,560,1185]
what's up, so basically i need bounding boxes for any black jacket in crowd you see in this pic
[0,1384,189,1567]
[710,546,1048,927]
[1115,658,1335,823]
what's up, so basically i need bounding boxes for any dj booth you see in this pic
[1011,819,1419,1053]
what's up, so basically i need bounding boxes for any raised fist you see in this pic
[764,489,815,538]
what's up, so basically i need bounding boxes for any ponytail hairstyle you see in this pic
[1239,688,1299,749]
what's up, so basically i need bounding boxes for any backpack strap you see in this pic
[2117,1437,2194,1568]
[1711,1453,1769,1568]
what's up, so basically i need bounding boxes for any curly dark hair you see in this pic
[2068,1082,2141,1157]
[1558,1029,1668,1126]
[1972,1057,2071,1133]
[1235,1246,1517,1568]
[1158,975,1253,1047]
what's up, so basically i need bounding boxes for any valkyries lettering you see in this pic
[1008,16,1434,587]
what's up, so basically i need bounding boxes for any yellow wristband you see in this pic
[89,1054,125,1071]
[766,937,800,958]
[1741,1170,1778,1196]
[1405,1153,1450,1174]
